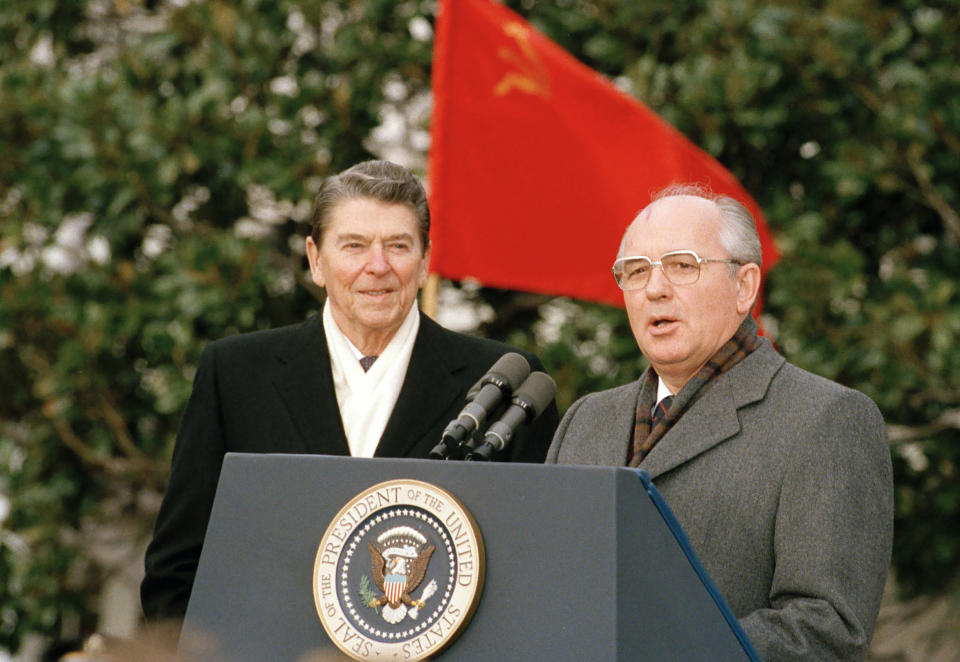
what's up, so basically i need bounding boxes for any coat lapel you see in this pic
[601,380,645,466]
[271,314,350,455]
[641,340,785,480]
[375,314,467,458]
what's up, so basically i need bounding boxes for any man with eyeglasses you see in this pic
[547,185,892,661]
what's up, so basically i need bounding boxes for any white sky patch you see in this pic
[142,224,173,259]
[87,235,111,265]
[409,16,433,42]
[799,141,820,159]
[29,32,55,68]
[269,75,299,97]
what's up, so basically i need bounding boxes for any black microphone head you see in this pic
[482,352,531,392]
[441,354,530,452]
[511,371,557,419]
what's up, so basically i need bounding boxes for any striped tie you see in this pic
[652,395,674,429]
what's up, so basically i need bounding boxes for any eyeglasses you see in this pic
[612,250,743,290]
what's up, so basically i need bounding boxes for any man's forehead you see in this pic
[638,194,719,223]
[622,195,721,254]
[325,198,422,243]
[328,197,418,225]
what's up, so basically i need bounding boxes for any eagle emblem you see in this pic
[314,479,486,660]
[365,526,438,624]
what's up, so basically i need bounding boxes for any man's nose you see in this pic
[364,245,391,273]
[645,264,672,298]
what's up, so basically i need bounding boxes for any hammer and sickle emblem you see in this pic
[494,22,550,98]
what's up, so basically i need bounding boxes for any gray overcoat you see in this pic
[547,340,893,662]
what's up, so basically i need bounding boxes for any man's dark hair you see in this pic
[310,160,430,253]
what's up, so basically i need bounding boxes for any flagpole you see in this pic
[421,273,440,319]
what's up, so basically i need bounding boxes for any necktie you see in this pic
[652,395,674,429]
[359,355,378,372]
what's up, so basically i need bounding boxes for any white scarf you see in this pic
[322,301,420,457]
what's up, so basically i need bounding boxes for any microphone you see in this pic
[466,371,557,461]
[427,376,485,457]
[428,353,531,460]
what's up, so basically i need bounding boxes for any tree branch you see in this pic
[47,403,131,477]
[887,408,960,445]
[906,151,960,244]
[97,393,151,464]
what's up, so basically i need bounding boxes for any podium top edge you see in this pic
[221,451,646,479]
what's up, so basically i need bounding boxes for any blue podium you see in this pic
[182,453,759,661]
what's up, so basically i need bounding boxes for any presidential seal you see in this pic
[313,479,485,661]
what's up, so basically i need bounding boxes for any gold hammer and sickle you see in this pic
[494,22,550,98]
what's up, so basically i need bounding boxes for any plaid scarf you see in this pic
[627,316,761,467]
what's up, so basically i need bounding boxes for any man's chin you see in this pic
[642,346,693,373]
[638,334,686,359]
[355,306,405,331]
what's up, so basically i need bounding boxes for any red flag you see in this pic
[428,0,779,308]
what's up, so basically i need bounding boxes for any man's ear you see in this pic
[736,262,762,316]
[305,236,325,288]
[417,241,432,287]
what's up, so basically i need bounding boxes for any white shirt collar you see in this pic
[655,376,674,406]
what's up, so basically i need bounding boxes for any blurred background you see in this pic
[0,0,957,660]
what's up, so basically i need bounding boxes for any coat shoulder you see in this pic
[772,360,884,421]
[546,381,640,465]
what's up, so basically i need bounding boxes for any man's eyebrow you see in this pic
[333,232,369,243]
[384,233,415,243]
[333,232,415,243]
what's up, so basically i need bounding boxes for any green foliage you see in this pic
[1,0,958,652]
[0,0,433,651]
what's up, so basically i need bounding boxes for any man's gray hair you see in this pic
[621,183,763,271]
[310,159,430,253]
